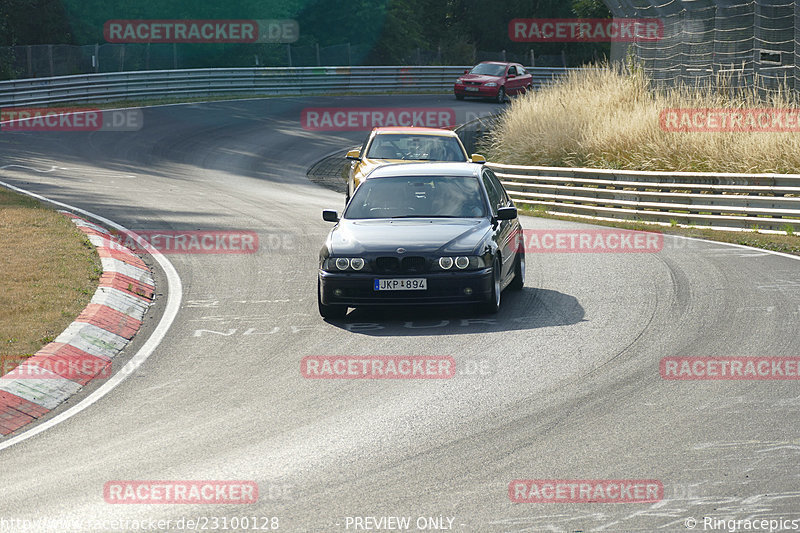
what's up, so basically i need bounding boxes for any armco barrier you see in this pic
[489,162,800,232]
[0,66,575,107]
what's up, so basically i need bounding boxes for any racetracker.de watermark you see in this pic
[0,354,110,380]
[301,108,456,131]
[301,356,456,379]
[515,229,664,253]
[661,357,800,380]
[103,480,258,504]
[104,19,298,43]
[509,479,663,503]
[1,355,29,376]
[109,230,259,254]
[509,18,663,42]
[1,108,143,132]
[660,108,800,132]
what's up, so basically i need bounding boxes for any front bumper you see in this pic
[454,84,499,98]
[319,268,493,307]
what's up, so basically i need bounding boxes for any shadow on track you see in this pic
[322,287,585,337]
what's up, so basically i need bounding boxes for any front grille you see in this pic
[465,81,481,86]
[376,257,400,273]
[375,256,427,274]
[401,256,426,273]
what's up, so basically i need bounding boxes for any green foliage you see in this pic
[572,0,611,18]
[0,0,73,45]
[1,0,614,69]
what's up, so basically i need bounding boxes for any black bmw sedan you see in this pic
[318,162,524,318]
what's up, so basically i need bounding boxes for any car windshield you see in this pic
[469,63,506,76]
[344,175,487,219]
[366,134,467,161]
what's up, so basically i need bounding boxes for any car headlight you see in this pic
[435,256,485,271]
[323,257,369,272]
[484,82,497,87]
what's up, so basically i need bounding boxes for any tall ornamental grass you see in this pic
[486,65,800,174]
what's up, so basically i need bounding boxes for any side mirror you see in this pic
[495,206,517,221]
[463,69,469,74]
[322,209,339,222]
[346,149,361,161]
[507,73,515,78]
[471,154,486,164]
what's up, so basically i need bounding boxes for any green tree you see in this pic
[0,0,72,45]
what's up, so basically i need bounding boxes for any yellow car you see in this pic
[344,127,485,205]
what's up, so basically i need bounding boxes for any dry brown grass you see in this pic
[0,188,100,367]
[487,65,800,173]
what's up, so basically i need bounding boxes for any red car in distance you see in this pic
[454,61,533,103]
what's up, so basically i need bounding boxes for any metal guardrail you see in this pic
[489,162,800,232]
[0,66,574,107]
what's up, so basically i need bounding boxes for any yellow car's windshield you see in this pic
[366,134,467,161]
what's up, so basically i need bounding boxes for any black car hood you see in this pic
[328,218,490,255]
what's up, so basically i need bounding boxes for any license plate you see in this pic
[374,278,427,291]
[465,87,479,92]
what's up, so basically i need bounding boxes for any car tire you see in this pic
[455,93,465,100]
[481,256,502,314]
[509,250,525,291]
[496,87,506,104]
[318,279,347,319]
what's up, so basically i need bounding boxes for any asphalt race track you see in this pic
[1,94,799,532]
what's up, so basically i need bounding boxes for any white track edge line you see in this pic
[0,179,182,451]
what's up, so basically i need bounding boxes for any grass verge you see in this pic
[0,187,101,373]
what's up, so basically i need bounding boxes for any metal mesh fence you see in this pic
[606,0,799,90]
